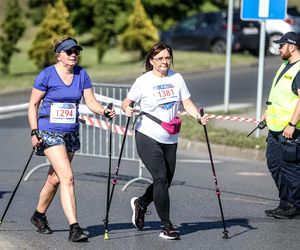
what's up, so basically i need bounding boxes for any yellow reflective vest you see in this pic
[267,61,300,131]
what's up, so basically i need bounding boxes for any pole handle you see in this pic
[107,102,113,109]
[104,103,113,119]
[199,108,204,117]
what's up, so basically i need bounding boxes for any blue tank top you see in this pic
[33,65,92,132]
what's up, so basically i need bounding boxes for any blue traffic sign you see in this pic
[241,0,287,20]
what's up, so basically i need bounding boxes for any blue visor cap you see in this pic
[55,39,83,53]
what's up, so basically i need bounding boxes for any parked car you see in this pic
[160,10,260,55]
[266,7,300,55]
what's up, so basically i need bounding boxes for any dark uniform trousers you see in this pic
[266,131,300,208]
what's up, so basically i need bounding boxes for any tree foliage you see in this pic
[142,0,205,31]
[28,0,75,70]
[28,0,95,34]
[0,0,26,74]
[120,0,159,58]
[92,0,121,62]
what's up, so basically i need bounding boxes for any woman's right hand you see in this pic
[31,131,43,148]
[124,105,134,117]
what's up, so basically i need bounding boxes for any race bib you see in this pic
[50,103,76,124]
[153,84,178,105]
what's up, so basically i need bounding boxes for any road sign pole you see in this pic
[224,0,234,113]
[255,20,266,138]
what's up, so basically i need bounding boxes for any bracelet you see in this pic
[31,129,39,136]
[288,122,296,127]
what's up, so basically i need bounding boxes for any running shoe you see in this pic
[68,224,88,242]
[30,214,52,234]
[131,197,147,230]
[159,222,180,240]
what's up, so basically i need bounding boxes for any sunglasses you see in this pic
[64,49,80,56]
[279,43,287,49]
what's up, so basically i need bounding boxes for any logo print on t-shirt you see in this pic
[153,84,178,110]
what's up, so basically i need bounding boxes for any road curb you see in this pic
[178,138,266,161]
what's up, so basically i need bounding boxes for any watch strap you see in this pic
[288,122,296,127]
[31,129,39,136]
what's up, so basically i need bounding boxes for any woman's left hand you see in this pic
[197,114,209,125]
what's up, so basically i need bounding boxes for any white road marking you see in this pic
[237,172,268,176]
[177,159,222,164]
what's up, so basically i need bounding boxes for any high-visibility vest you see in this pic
[266,61,300,132]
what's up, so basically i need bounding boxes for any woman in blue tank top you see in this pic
[28,37,116,242]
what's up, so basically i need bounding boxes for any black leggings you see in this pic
[135,131,177,225]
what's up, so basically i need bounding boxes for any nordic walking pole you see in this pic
[199,108,229,239]
[0,147,35,225]
[107,102,134,214]
[103,103,113,240]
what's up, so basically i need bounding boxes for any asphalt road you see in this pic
[2,57,299,249]
[1,114,300,250]
[183,56,280,108]
[0,56,281,109]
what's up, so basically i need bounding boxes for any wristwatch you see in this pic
[31,129,39,136]
[288,122,296,127]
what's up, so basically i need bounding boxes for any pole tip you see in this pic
[222,231,229,239]
[104,231,109,240]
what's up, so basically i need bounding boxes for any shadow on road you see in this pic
[0,191,11,199]
[84,218,257,240]
[179,218,256,238]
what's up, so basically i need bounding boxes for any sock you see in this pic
[70,222,79,231]
[34,210,45,219]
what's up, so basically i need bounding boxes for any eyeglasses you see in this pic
[279,44,286,49]
[152,56,172,62]
[63,49,80,56]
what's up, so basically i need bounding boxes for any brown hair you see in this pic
[144,42,174,73]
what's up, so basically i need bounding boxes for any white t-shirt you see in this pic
[127,70,191,144]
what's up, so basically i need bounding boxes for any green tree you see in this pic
[28,0,95,35]
[92,0,120,63]
[28,0,75,69]
[120,0,159,58]
[27,0,208,34]
[143,0,204,31]
[0,0,26,74]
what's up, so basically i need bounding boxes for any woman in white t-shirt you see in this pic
[122,42,209,240]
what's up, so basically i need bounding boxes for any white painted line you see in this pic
[0,111,27,120]
[177,159,222,164]
[237,172,268,176]
[222,196,275,205]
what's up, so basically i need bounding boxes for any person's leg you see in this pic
[30,165,59,234]
[44,145,77,224]
[138,143,177,208]
[35,166,60,214]
[135,131,171,225]
[161,143,177,189]
[266,132,289,209]
[281,161,300,209]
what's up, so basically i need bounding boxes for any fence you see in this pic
[23,83,152,191]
